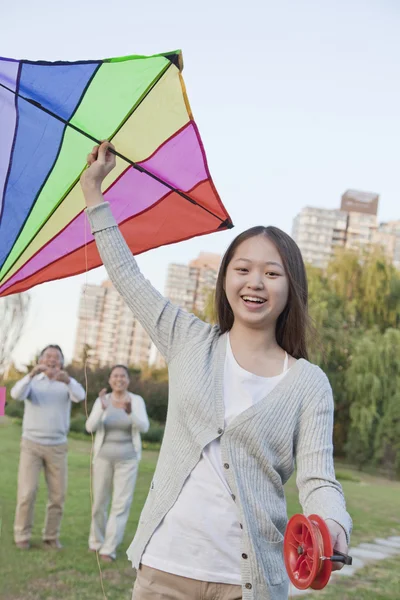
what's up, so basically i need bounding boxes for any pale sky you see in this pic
[1,0,399,368]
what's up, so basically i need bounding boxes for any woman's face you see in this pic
[224,234,289,330]
[109,367,130,393]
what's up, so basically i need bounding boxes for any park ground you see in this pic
[1,420,399,600]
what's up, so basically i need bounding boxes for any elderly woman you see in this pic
[86,365,149,562]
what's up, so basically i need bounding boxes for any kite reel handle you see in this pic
[284,514,353,590]
[329,550,353,565]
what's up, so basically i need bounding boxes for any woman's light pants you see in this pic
[89,456,138,559]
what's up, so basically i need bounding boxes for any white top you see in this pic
[141,336,289,584]
[10,373,85,445]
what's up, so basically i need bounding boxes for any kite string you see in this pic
[83,213,108,599]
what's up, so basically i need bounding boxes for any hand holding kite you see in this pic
[81,142,116,206]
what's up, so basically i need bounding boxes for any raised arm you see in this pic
[81,143,210,364]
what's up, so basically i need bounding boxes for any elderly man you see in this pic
[11,344,85,550]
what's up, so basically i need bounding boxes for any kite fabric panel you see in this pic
[0,50,232,297]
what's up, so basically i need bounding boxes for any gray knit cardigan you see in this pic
[86,202,352,600]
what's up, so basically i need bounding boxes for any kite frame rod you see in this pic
[0,81,230,225]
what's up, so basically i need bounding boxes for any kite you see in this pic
[0,51,232,297]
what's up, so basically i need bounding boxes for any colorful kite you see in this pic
[0,51,232,297]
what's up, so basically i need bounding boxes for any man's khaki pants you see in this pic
[132,565,242,600]
[14,438,68,543]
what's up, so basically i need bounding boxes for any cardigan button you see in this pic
[242,553,248,559]
[218,428,223,435]
[223,463,229,469]
[245,583,252,590]
[231,494,236,501]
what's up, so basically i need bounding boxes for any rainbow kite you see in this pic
[0,51,232,297]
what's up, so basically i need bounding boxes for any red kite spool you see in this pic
[284,514,352,590]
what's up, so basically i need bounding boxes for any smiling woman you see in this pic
[216,225,309,363]
[80,144,352,600]
[85,364,149,563]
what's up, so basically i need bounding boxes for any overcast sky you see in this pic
[1,0,399,368]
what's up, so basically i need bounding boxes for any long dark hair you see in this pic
[215,226,310,359]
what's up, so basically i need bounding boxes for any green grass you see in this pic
[313,556,400,600]
[1,420,399,599]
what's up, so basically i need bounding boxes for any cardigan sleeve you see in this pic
[294,386,353,543]
[130,394,150,433]
[85,202,211,363]
[85,398,105,433]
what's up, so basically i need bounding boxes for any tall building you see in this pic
[164,252,221,315]
[73,280,152,368]
[374,220,400,270]
[152,252,221,368]
[340,190,379,252]
[340,189,379,216]
[189,252,222,315]
[73,284,106,366]
[292,207,348,268]
[292,189,382,268]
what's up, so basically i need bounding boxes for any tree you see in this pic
[306,264,356,455]
[344,328,400,475]
[0,293,30,377]
[327,247,400,331]
[306,249,400,461]
[193,288,216,324]
[71,343,98,369]
[2,361,25,382]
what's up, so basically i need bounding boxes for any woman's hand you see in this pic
[80,142,116,208]
[99,388,109,410]
[325,519,348,571]
[111,395,132,414]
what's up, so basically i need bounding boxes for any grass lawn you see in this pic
[1,420,399,599]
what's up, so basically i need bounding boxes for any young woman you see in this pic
[81,143,352,600]
[86,365,149,562]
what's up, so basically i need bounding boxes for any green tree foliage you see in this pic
[307,247,400,475]
[327,247,400,330]
[4,245,400,476]
[307,264,355,454]
[345,328,400,477]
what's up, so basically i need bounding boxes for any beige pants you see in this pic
[132,565,242,600]
[14,438,68,543]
